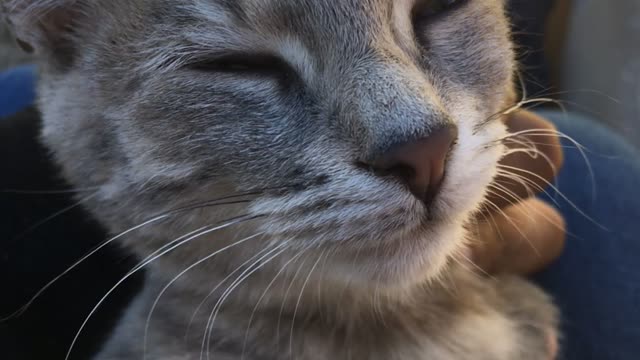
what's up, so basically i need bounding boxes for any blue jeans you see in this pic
[534,110,640,360]
[2,67,639,359]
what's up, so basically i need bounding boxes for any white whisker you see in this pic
[241,246,310,360]
[276,252,311,353]
[1,193,259,322]
[65,215,259,360]
[498,164,606,230]
[289,251,326,358]
[203,243,290,360]
[11,192,99,242]
[483,199,541,257]
[1,207,167,322]
[143,232,266,359]
[184,244,278,342]
[1,186,100,194]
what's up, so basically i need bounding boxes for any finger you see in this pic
[485,110,565,210]
[470,198,566,275]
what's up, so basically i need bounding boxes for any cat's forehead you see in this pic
[159,0,497,51]
[123,0,507,87]
[179,0,391,40]
[142,0,405,77]
[199,0,388,23]
[158,0,466,66]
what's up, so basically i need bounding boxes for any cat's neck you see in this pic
[143,253,467,332]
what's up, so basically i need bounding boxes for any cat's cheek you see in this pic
[435,94,507,221]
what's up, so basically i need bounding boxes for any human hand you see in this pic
[471,110,566,275]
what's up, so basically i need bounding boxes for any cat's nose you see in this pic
[370,124,458,203]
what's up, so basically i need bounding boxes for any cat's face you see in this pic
[6,0,514,289]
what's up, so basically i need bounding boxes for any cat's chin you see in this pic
[315,216,469,293]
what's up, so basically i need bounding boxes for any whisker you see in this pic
[502,137,586,151]
[0,186,100,194]
[289,251,326,358]
[488,182,566,232]
[493,169,577,231]
[203,243,290,360]
[495,128,597,202]
[487,185,579,243]
[495,168,544,199]
[492,171,589,242]
[10,192,99,242]
[241,246,310,360]
[372,235,388,326]
[494,170,542,202]
[496,128,592,164]
[143,232,266,359]
[65,215,260,360]
[1,191,266,321]
[489,180,538,206]
[184,244,279,342]
[500,144,562,192]
[512,98,568,115]
[473,74,542,132]
[494,169,553,202]
[497,164,606,230]
[476,204,507,245]
[314,247,334,325]
[476,69,618,134]
[440,261,462,299]
[276,251,311,353]
[333,234,370,320]
[523,97,615,121]
[482,199,541,257]
[457,246,494,279]
[524,88,620,105]
[497,129,588,151]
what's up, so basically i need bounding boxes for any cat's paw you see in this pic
[493,276,560,360]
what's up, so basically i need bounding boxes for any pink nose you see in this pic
[371,125,458,203]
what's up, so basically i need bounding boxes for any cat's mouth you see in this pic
[254,123,502,264]
[256,186,460,251]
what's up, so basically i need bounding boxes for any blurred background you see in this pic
[0,0,638,359]
[511,0,639,147]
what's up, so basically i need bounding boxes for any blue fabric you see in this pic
[0,65,37,118]
[1,67,639,359]
[534,110,640,360]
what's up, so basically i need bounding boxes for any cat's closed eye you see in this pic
[187,53,297,84]
[413,0,469,22]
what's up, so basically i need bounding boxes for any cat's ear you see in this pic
[2,0,89,67]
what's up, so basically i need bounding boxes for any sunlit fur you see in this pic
[4,0,558,359]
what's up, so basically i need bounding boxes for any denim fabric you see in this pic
[0,65,36,118]
[534,110,640,360]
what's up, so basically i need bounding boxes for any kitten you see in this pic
[3,0,558,359]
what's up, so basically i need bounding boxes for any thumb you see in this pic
[470,198,566,275]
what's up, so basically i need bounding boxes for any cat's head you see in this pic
[5,0,514,290]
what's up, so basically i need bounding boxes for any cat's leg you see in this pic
[407,272,559,360]
[288,273,560,360]
[488,275,560,360]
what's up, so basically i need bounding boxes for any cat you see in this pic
[3,0,558,359]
